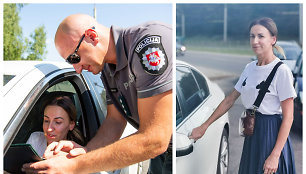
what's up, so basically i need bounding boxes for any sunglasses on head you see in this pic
[66,34,85,64]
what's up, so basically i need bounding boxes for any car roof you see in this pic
[176,60,202,71]
[2,61,75,132]
[176,60,188,65]
[3,61,73,88]
[277,40,301,47]
[176,60,213,84]
[3,60,72,76]
[177,60,199,70]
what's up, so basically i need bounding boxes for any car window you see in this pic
[274,45,301,60]
[191,69,210,100]
[284,49,300,60]
[176,66,199,101]
[47,81,76,93]
[176,97,184,126]
[82,71,107,124]
[3,75,15,86]
[47,81,83,121]
[176,66,204,123]
[11,80,85,145]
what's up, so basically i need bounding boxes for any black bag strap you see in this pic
[253,61,283,109]
[101,71,139,129]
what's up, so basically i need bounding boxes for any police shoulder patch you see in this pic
[134,35,168,75]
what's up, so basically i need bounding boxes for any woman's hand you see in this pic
[44,140,87,159]
[263,154,279,174]
[188,124,208,142]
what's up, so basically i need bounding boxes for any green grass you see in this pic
[182,36,255,56]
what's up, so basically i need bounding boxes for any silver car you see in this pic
[274,40,302,71]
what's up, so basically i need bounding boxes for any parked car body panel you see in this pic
[176,60,229,174]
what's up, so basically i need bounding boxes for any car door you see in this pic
[176,65,222,174]
[3,69,98,148]
[44,71,141,174]
[3,67,119,174]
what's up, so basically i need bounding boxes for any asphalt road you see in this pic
[177,50,302,174]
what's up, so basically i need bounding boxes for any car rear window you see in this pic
[177,66,205,122]
[3,75,15,86]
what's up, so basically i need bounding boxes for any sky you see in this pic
[18,3,173,62]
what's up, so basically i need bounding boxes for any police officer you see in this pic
[22,14,172,174]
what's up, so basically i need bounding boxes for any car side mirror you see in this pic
[176,133,194,157]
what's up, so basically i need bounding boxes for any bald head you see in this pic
[54,14,99,58]
[54,14,116,73]
[56,14,98,37]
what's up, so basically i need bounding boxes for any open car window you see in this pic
[82,71,107,124]
[11,80,87,146]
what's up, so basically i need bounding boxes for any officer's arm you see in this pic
[24,91,173,173]
[137,90,173,156]
[72,90,172,173]
[85,104,127,151]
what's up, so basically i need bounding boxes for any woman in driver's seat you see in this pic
[26,95,85,157]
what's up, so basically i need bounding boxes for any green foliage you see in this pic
[3,4,25,60]
[26,26,47,60]
[3,3,47,61]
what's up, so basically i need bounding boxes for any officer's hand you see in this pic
[22,153,77,174]
[44,140,87,159]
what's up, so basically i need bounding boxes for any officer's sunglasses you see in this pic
[66,34,85,64]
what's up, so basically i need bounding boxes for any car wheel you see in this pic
[217,129,229,174]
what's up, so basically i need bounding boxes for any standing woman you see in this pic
[189,17,296,174]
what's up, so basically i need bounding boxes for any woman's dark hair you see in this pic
[249,17,286,59]
[249,17,278,37]
[43,95,85,146]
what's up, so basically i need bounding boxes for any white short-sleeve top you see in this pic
[235,58,296,115]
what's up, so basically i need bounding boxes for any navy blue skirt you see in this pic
[238,112,296,174]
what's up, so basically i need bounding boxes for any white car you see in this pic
[176,60,230,174]
[2,61,143,174]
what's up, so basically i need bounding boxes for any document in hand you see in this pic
[4,144,43,173]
